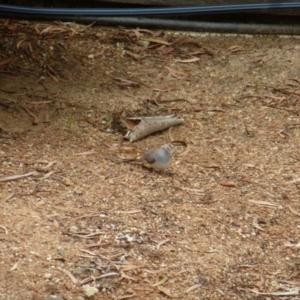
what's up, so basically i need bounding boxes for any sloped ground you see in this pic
[1,19,300,300]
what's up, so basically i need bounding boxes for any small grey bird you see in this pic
[143,144,172,170]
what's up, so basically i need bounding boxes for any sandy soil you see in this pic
[1,19,300,300]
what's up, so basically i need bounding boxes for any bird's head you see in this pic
[162,144,172,155]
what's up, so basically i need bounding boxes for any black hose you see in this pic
[1,2,300,17]
[61,16,300,35]
[1,3,300,35]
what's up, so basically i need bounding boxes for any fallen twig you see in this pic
[157,239,170,250]
[39,171,56,180]
[247,287,300,296]
[55,268,78,284]
[39,161,57,171]
[247,199,279,207]
[79,249,97,256]
[66,232,105,239]
[22,106,40,125]
[288,205,300,217]
[0,171,37,182]
[115,293,137,300]
[80,272,119,285]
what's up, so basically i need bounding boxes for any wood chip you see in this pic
[74,150,95,156]
[140,37,171,45]
[157,285,174,297]
[10,263,18,272]
[4,193,15,201]
[220,181,236,187]
[114,210,142,214]
[185,284,202,293]
[253,217,264,231]
[174,57,200,63]
[0,225,8,235]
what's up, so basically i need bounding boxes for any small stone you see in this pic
[74,187,84,195]
[73,267,87,276]
[137,40,150,47]
[69,226,79,233]
[57,249,65,256]
[82,284,98,297]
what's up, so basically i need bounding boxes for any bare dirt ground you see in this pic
[1,19,300,300]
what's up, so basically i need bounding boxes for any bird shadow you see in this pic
[142,166,174,177]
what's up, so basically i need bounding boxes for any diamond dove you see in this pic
[143,144,172,170]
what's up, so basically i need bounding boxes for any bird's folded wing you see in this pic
[144,151,156,164]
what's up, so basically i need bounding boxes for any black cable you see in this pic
[1,2,300,17]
